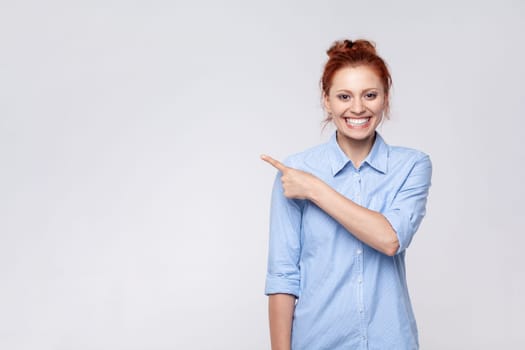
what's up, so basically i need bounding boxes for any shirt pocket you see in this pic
[366,188,393,213]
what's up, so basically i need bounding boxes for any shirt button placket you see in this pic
[356,246,366,344]
[354,170,367,346]
[354,171,361,205]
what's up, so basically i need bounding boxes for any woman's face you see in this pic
[324,65,387,146]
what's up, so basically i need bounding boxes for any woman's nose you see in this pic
[350,99,366,115]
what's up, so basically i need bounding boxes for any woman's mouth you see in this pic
[344,117,371,128]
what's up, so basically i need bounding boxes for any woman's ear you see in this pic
[323,92,331,114]
[382,94,389,119]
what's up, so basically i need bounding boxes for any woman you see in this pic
[261,39,432,350]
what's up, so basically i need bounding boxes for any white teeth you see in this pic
[345,117,370,126]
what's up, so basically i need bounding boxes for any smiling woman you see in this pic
[261,39,432,350]
[324,65,387,167]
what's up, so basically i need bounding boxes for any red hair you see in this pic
[321,39,392,120]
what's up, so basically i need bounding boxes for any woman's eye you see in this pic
[337,94,351,101]
[365,92,377,100]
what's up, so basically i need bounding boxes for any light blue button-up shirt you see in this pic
[265,132,432,350]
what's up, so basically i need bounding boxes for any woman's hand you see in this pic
[261,154,399,256]
[261,155,320,200]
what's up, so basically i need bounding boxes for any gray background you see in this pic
[1,0,524,349]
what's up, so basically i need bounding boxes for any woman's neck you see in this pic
[336,131,376,169]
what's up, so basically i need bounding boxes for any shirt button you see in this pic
[356,249,362,255]
[358,278,363,284]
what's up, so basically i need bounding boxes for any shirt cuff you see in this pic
[264,274,300,298]
[383,210,410,255]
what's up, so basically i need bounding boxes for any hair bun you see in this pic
[326,39,377,57]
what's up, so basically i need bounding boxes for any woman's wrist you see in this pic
[307,176,327,204]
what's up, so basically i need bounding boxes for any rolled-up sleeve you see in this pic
[264,168,303,298]
[383,154,432,255]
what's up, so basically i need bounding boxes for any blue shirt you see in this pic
[265,132,432,350]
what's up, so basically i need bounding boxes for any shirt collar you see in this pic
[328,131,389,176]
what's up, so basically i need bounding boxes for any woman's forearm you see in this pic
[261,154,399,255]
[309,179,399,256]
[269,294,296,350]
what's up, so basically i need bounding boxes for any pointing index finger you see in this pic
[260,154,287,172]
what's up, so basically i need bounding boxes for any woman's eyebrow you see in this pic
[335,88,380,93]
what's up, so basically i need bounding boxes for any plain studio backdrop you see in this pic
[1,0,524,349]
